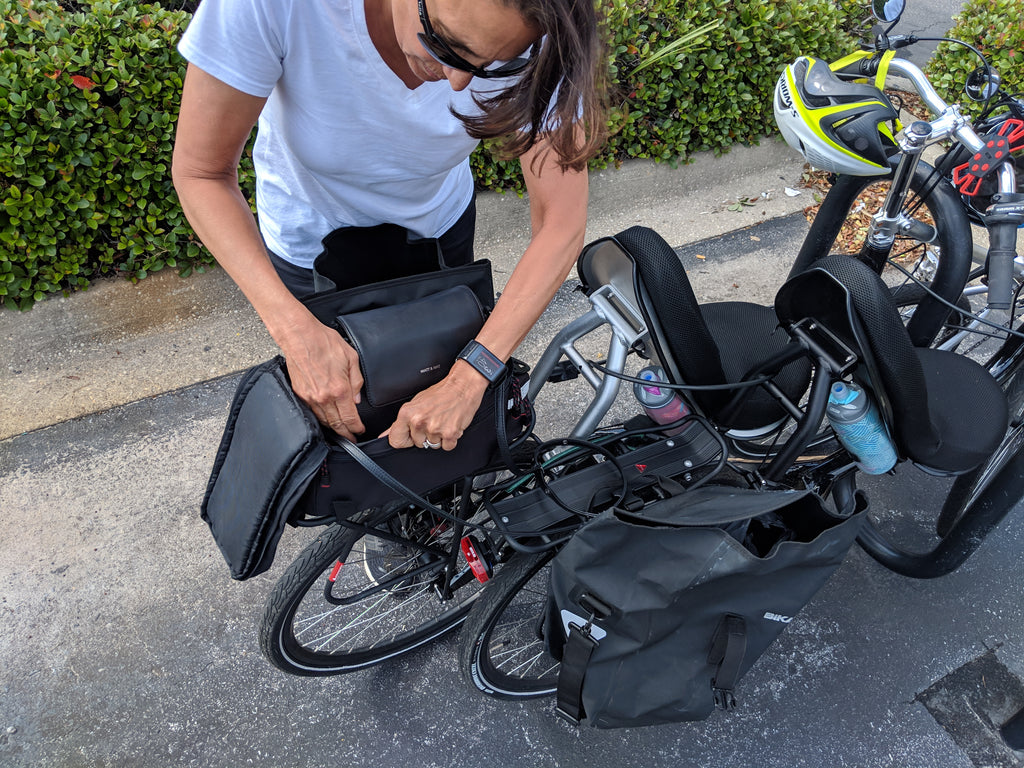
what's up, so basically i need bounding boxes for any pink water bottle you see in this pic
[632,366,690,435]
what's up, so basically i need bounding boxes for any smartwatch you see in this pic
[457,340,506,384]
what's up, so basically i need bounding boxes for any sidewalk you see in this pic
[0,140,810,439]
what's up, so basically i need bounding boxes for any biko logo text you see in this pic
[763,612,794,624]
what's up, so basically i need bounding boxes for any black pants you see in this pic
[269,199,477,300]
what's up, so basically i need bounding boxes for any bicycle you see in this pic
[256,0,1024,692]
[457,219,1024,701]
[777,0,1024,356]
[774,0,1024,543]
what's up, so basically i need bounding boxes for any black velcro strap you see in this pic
[555,622,599,725]
[708,614,746,710]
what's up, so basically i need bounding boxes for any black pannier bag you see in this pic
[547,484,865,728]
[200,357,328,580]
[201,355,527,581]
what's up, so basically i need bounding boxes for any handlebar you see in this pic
[839,55,1019,197]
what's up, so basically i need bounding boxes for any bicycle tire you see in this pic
[890,283,973,349]
[459,549,560,699]
[260,502,485,675]
[793,163,973,348]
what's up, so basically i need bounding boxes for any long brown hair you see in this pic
[454,0,609,172]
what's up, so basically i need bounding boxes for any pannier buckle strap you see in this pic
[711,686,737,711]
[554,618,599,725]
[708,614,747,711]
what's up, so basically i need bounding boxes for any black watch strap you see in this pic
[457,340,506,383]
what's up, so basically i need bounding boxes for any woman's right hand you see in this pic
[278,317,366,441]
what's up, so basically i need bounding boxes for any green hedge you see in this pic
[925,0,1023,114]
[605,0,852,157]
[0,0,238,309]
[2,0,854,309]
[473,0,856,191]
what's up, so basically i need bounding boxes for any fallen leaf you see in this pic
[695,254,706,260]
[750,235,761,242]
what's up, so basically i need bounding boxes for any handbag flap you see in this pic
[336,285,486,408]
[201,357,328,580]
[302,260,495,324]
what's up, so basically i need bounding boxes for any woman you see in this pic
[172,0,607,451]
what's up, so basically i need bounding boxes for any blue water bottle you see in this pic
[633,366,691,435]
[826,381,897,474]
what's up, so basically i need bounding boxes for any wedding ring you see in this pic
[422,438,441,450]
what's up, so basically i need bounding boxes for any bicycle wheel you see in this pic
[936,357,1024,537]
[260,499,487,675]
[459,550,559,699]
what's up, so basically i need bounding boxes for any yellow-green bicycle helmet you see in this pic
[774,56,899,176]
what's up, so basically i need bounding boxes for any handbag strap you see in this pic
[336,436,451,518]
[494,376,518,470]
[335,380,514,516]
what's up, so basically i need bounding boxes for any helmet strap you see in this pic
[828,49,903,134]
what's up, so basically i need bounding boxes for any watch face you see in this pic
[461,341,505,382]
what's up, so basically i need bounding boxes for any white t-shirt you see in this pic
[178,0,505,268]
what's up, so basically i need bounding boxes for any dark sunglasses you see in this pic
[416,0,537,79]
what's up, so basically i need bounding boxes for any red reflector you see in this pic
[328,561,343,582]
[460,537,490,583]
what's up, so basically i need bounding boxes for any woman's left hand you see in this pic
[382,363,489,451]
[384,135,588,452]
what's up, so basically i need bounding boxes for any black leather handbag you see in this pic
[302,259,495,435]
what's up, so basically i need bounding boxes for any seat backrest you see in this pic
[577,226,731,414]
[774,254,942,459]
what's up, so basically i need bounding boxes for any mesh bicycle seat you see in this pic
[576,226,812,433]
[775,255,1008,473]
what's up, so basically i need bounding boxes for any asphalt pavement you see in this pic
[2,139,1024,768]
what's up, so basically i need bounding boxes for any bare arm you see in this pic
[386,136,588,450]
[171,64,365,439]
